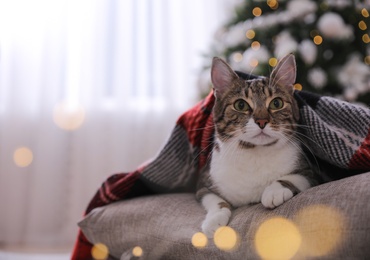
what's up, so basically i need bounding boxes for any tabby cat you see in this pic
[196,54,320,237]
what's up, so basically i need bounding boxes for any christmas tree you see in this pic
[203,0,370,103]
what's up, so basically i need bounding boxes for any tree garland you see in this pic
[202,0,370,103]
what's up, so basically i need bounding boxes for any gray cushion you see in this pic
[79,172,370,259]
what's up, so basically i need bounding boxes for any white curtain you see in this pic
[0,0,237,250]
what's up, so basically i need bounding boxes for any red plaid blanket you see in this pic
[72,90,370,259]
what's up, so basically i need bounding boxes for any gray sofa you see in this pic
[79,171,370,259]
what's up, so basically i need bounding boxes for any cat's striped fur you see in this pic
[197,54,321,237]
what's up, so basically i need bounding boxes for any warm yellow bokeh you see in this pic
[246,29,256,39]
[14,147,33,167]
[255,217,301,260]
[132,246,143,257]
[365,56,370,65]
[294,83,303,91]
[362,34,370,44]
[249,59,259,68]
[313,35,323,45]
[233,52,244,63]
[268,57,277,67]
[358,20,367,30]
[53,101,85,131]
[91,243,109,260]
[251,41,261,50]
[191,232,208,249]
[294,204,345,258]
[252,7,262,17]
[214,226,239,251]
[361,8,369,18]
[267,0,278,9]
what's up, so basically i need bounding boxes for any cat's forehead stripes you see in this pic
[244,77,272,97]
[242,77,274,110]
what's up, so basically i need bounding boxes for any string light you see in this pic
[91,243,109,260]
[132,246,143,257]
[246,29,256,39]
[213,226,239,251]
[362,34,370,43]
[361,8,369,18]
[252,7,262,17]
[249,59,259,67]
[313,35,323,45]
[294,83,303,91]
[13,147,33,167]
[53,101,86,131]
[267,0,278,10]
[191,232,208,248]
[232,52,243,62]
[365,56,370,65]
[294,205,345,257]
[358,21,367,30]
[251,41,261,50]
[255,217,301,260]
[268,57,278,67]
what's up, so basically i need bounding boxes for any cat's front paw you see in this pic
[261,182,293,209]
[201,208,231,238]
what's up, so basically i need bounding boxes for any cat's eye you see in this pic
[269,98,284,110]
[233,99,250,112]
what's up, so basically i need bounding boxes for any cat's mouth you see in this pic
[253,131,271,139]
[251,131,278,146]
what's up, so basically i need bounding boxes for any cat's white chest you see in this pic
[210,140,299,207]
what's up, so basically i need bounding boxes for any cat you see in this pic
[196,54,321,238]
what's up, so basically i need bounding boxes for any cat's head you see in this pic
[211,54,299,147]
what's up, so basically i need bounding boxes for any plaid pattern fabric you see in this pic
[71,90,370,259]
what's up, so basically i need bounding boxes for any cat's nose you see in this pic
[255,119,268,129]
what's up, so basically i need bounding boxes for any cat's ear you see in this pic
[211,57,238,98]
[270,54,296,92]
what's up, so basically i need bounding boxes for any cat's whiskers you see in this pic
[279,124,325,151]
[276,128,321,172]
[275,131,312,165]
[218,138,241,165]
[291,135,321,174]
[217,136,251,165]
[191,136,215,167]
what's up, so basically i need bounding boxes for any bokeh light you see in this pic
[313,35,323,45]
[362,34,370,43]
[252,7,262,17]
[91,243,109,260]
[132,246,143,257]
[191,232,208,248]
[294,205,345,257]
[251,41,261,50]
[294,83,303,91]
[268,57,277,67]
[249,59,259,67]
[358,20,367,30]
[246,29,256,39]
[365,56,370,65]
[255,217,301,260]
[267,0,278,10]
[214,226,239,251]
[13,147,33,167]
[233,52,244,63]
[53,101,85,131]
[361,8,369,18]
